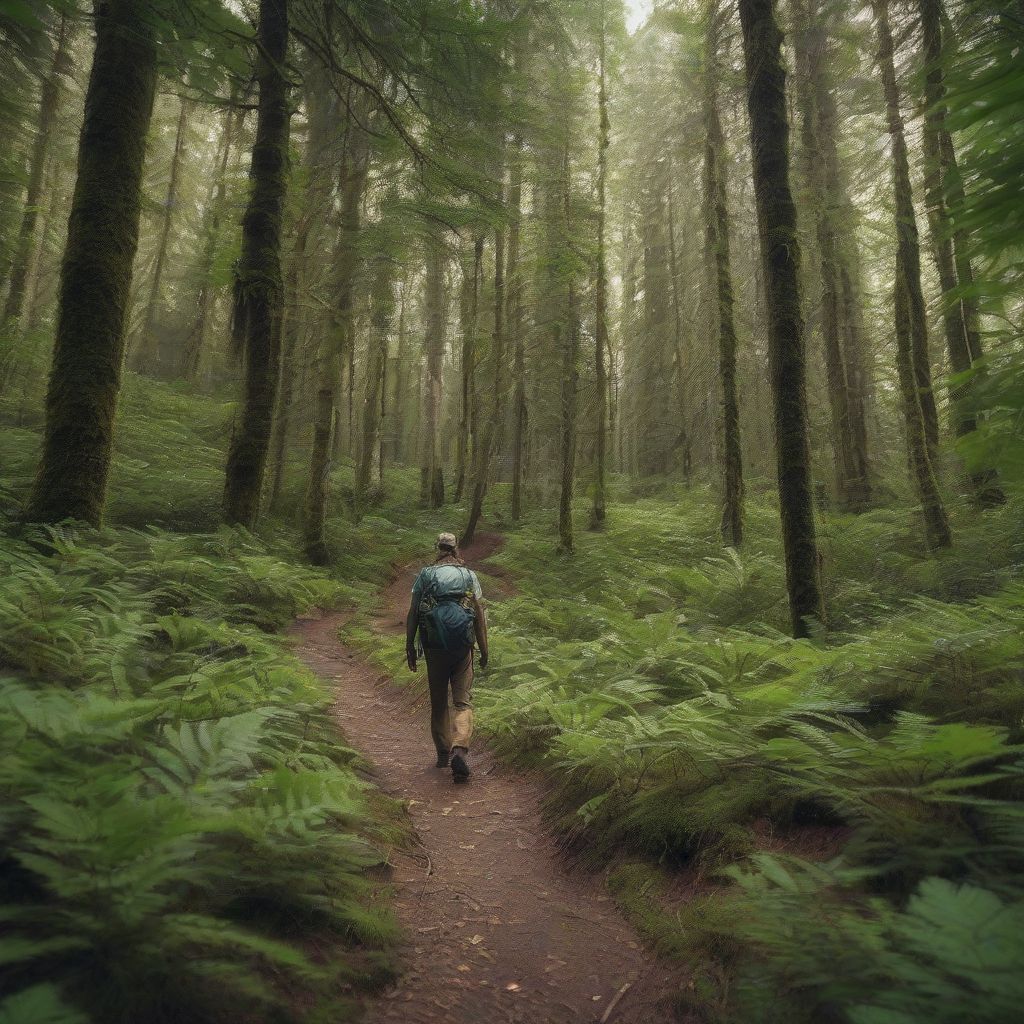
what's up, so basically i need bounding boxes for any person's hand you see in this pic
[478,649,489,670]
[406,646,417,672]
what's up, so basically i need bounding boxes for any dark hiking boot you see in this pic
[451,748,470,782]
[436,751,450,768]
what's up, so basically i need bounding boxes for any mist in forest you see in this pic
[1,1,1022,1022]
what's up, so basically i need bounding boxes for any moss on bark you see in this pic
[26,0,157,526]
[222,0,291,530]
[738,0,825,636]
[703,4,744,548]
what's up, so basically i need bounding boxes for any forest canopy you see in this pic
[1,0,1023,1021]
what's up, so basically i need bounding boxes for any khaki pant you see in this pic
[425,646,474,753]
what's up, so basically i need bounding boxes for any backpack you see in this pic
[417,566,476,651]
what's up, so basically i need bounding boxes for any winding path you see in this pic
[290,532,681,1023]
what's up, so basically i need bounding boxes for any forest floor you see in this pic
[290,532,684,1024]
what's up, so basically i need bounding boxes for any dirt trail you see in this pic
[290,533,681,1023]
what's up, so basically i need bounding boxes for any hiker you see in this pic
[406,532,489,781]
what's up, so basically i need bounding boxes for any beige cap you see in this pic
[437,532,458,549]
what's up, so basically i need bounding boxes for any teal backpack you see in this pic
[416,566,476,651]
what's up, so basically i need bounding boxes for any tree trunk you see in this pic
[303,112,368,561]
[592,2,610,528]
[793,0,869,510]
[392,275,408,462]
[704,5,744,547]
[557,146,578,553]
[464,216,507,546]
[509,141,527,523]
[738,0,826,635]
[355,257,394,503]
[666,171,692,486]
[222,0,291,529]
[455,236,482,502]
[874,0,940,463]
[26,0,158,526]
[2,14,70,336]
[182,104,243,381]
[422,235,446,508]
[132,96,189,372]
[267,241,303,511]
[919,0,1003,506]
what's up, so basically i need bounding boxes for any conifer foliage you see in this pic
[1,0,1024,1019]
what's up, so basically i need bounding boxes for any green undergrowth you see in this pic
[0,380,445,1024]
[0,520,407,1024]
[473,488,1024,1022]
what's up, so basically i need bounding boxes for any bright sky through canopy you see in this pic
[626,0,652,33]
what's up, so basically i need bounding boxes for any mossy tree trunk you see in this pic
[267,237,304,511]
[303,109,368,562]
[592,1,609,529]
[704,3,743,548]
[873,0,940,464]
[26,0,158,526]
[738,0,825,636]
[222,0,291,530]
[2,14,70,337]
[270,68,333,512]
[464,217,507,546]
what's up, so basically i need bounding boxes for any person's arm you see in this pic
[406,572,422,671]
[472,595,489,669]
[405,598,419,671]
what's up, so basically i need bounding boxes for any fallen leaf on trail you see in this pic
[469,934,484,944]
[505,982,521,992]
[593,994,603,1001]
[459,843,477,850]
[457,964,471,973]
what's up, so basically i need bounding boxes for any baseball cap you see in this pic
[437,532,458,549]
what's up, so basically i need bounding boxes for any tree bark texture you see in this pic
[304,112,368,561]
[704,6,744,547]
[464,220,506,546]
[26,0,158,526]
[738,0,826,635]
[222,0,291,529]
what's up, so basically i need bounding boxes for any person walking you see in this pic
[406,532,489,781]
